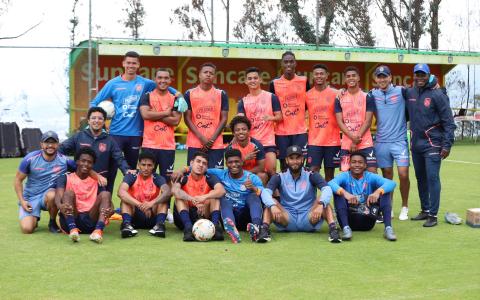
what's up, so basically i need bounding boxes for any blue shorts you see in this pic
[132,207,157,229]
[307,145,341,169]
[141,148,175,180]
[187,148,225,169]
[340,147,377,169]
[275,133,308,159]
[59,212,96,234]
[375,141,410,168]
[111,135,142,170]
[263,146,277,154]
[18,189,51,220]
[274,208,323,232]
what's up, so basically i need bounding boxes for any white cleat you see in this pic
[399,207,409,221]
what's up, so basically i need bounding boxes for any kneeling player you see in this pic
[264,145,341,243]
[226,116,268,184]
[117,152,172,238]
[328,152,397,241]
[171,151,226,241]
[56,148,113,243]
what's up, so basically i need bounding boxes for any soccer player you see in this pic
[56,148,113,243]
[171,151,226,241]
[328,152,397,241]
[184,62,229,168]
[306,64,341,181]
[172,148,276,243]
[140,68,182,180]
[370,65,410,220]
[14,131,74,234]
[404,64,456,227]
[335,66,377,173]
[117,152,172,238]
[269,51,310,171]
[226,116,267,184]
[263,145,341,243]
[237,67,282,175]
[59,107,133,193]
[90,51,185,191]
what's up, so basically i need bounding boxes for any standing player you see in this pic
[14,131,74,234]
[263,145,341,243]
[171,152,226,241]
[184,63,229,168]
[269,51,310,171]
[226,116,267,183]
[140,68,182,180]
[56,148,113,243]
[335,66,377,173]
[328,152,397,241]
[90,51,185,190]
[306,64,341,181]
[117,152,172,238]
[59,107,133,193]
[237,67,282,176]
[370,65,410,220]
[405,64,456,227]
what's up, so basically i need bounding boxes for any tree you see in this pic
[336,0,376,46]
[375,0,428,49]
[171,0,212,41]
[69,0,80,47]
[0,0,9,16]
[122,0,145,40]
[233,0,282,43]
[428,0,441,50]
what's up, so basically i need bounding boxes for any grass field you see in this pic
[0,145,479,299]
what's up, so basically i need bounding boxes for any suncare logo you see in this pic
[186,67,272,85]
[197,106,214,114]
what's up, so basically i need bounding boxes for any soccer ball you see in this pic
[98,101,115,119]
[192,219,215,242]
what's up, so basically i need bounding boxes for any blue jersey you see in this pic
[328,171,396,204]
[370,85,407,143]
[206,169,273,208]
[18,150,75,200]
[266,168,332,211]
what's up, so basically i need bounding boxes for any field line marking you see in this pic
[444,159,480,165]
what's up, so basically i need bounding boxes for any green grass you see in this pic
[1,147,479,299]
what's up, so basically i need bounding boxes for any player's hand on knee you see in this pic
[367,193,379,206]
[344,193,358,205]
[310,205,323,224]
[271,205,282,222]
[20,200,33,213]
[97,175,108,187]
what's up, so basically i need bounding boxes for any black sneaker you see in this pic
[121,223,138,238]
[256,224,271,243]
[376,214,384,224]
[183,226,195,242]
[149,223,166,238]
[48,219,61,233]
[423,216,438,227]
[411,211,429,221]
[212,224,224,241]
[328,227,342,243]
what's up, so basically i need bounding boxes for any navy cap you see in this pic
[374,65,391,76]
[286,145,302,157]
[41,131,59,143]
[413,63,430,74]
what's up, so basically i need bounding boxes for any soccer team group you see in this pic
[14,50,456,244]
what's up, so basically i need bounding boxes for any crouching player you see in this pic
[55,148,113,243]
[117,152,172,238]
[263,145,341,243]
[328,152,397,241]
[171,151,226,242]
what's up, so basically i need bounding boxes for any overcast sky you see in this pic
[0,0,479,138]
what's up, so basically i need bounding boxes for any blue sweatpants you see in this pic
[334,193,392,230]
[411,150,442,216]
[220,193,262,231]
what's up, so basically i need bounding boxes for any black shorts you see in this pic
[275,133,308,159]
[307,145,341,169]
[59,212,96,234]
[141,148,175,180]
[187,148,225,169]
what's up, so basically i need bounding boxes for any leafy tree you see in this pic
[122,0,145,40]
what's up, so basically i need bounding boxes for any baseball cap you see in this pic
[374,65,391,76]
[286,145,302,157]
[41,131,59,143]
[413,63,430,74]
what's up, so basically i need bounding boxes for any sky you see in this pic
[0,0,479,140]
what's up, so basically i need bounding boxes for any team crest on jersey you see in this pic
[135,84,143,92]
[98,143,107,152]
[390,95,398,103]
[52,166,62,173]
[424,98,431,107]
